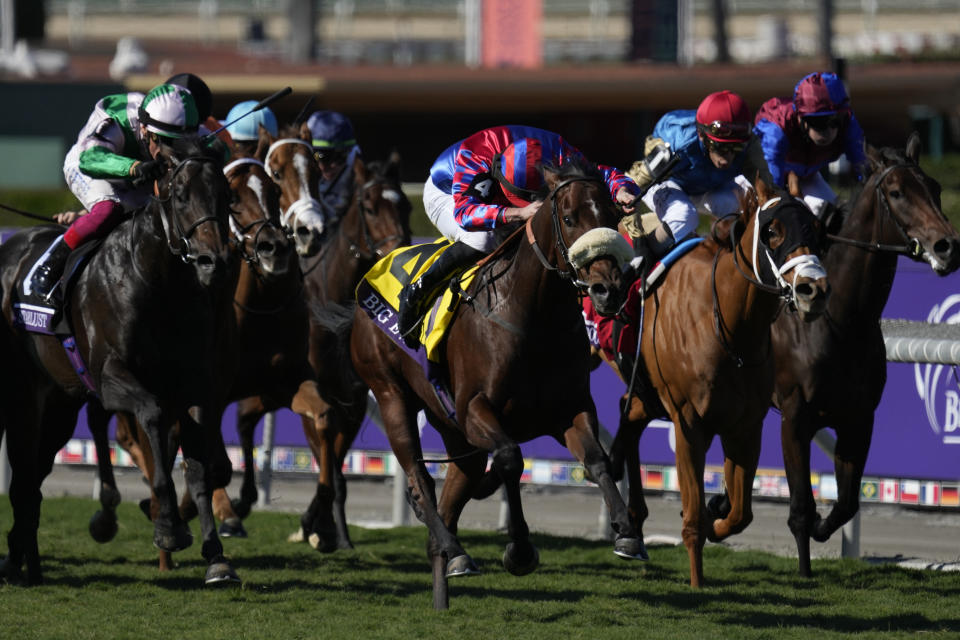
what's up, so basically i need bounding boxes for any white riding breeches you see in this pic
[423,176,501,252]
[642,175,752,241]
[795,171,838,218]
[63,144,150,212]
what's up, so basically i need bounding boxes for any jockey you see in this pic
[27,83,200,301]
[628,90,756,264]
[396,124,640,348]
[307,110,361,225]
[753,71,867,218]
[225,99,279,156]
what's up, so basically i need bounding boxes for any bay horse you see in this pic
[0,137,239,585]
[608,179,831,587]
[347,158,645,609]
[231,151,411,551]
[768,133,960,576]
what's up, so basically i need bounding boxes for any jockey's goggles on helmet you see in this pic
[313,147,347,164]
[697,120,752,144]
[803,114,842,132]
[703,136,745,156]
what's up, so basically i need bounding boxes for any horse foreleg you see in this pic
[180,407,239,585]
[233,396,267,519]
[673,421,709,587]
[87,400,120,543]
[330,399,366,550]
[780,400,818,577]
[814,416,873,544]
[296,381,338,552]
[710,425,761,542]
[435,452,495,570]
[613,394,653,542]
[564,409,646,560]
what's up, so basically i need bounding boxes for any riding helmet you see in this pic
[224,100,279,141]
[139,84,200,138]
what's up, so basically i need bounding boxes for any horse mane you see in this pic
[159,135,225,165]
[541,155,604,194]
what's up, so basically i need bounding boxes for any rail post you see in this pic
[257,411,276,507]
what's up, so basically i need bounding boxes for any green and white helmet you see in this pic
[138,84,200,138]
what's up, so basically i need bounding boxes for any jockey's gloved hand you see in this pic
[130,159,166,187]
[620,255,645,286]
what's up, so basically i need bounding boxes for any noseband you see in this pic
[347,177,407,261]
[525,175,608,288]
[156,155,228,263]
[224,157,284,268]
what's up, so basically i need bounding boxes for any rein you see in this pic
[224,157,285,269]
[154,156,228,263]
[0,201,67,225]
[264,138,324,229]
[826,163,923,258]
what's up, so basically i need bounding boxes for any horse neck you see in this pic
[509,207,578,323]
[825,182,899,325]
[714,225,783,341]
[303,214,367,305]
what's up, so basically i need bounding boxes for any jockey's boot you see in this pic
[26,235,71,303]
[396,240,484,349]
[627,220,674,281]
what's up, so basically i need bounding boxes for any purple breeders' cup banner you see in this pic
[61,255,960,480]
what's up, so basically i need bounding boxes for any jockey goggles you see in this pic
[697,120,752,144]
[702,136,746,156]
[313,147,348,164]
[802,114,843,132]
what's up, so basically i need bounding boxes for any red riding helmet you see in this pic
[793,71,851,118]
[493,138,544,207]
[696,90,752,143]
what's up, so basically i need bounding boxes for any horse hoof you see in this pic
[706,493,731,520]
[219,518,248,539]
[287,527,306,543]
[445,554,481,578]
[154,523,193,552]
[307,532,337,553]
[613,536,648,561]
[204,560,241,586]
[230,498,252,520]
[89,510,119,543]
[502,542,539,576]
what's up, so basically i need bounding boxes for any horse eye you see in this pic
[272,170,281,180]
[888,189,902,199]
[563,216,574,227]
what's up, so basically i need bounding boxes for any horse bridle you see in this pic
[264,138,324,230]
[348,177,407,260]
[223,157,284,268]
[525,174,609,289]
[155,155,228,263]
[825,163,925,259]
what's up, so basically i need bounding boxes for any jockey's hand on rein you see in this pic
[130,159,166,187]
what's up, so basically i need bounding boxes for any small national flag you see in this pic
[759,474,781,497]
[520,459,532,483]
[532,460,552,484]
[703,469,723,493]
[941,484,960,507]
[551,463,569,485]
[820,475,838,501]
[643,467,664,491]
[900,480,920,505]
[920,482,940,506]
[60,440,85,464]
[811,472,821,500]
[880,479,899,503]
[364,453,385,475]
[860,480,880,502]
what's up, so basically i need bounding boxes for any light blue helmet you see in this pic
[224,100,278,141]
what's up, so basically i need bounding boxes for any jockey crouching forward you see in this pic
[396,124,640,348]
[627,90,763,269]
[27,83,200,302]
[307,110,362,228]
[753,71,867,218]
[225,99,278,158]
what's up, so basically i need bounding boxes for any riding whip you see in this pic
[202,86,293,143]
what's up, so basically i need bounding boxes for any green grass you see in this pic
[2,496,959,639]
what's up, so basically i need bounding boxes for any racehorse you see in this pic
[768,133,960,577]
[608,179,830,587]
[347,157,645,609]
[259,123,326,257]
[231,151,411,551]
[0,137,239,585]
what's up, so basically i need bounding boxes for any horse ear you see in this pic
[755,175,774,205]
[299,121,312,143]
[255,124,272,161]
[352,153,368,184]
[905,131,922,163]
[786,171,801,198]
[542,164,560,192]
[384,149,402,182]
[866,143,881,174]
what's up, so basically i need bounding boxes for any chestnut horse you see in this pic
[347,158,645,609]
[768,134,960,576]
[609,180,830,587]
[232,152,411,551]
[0,138,238,585]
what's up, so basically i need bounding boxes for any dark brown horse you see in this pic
[609,180,831,587]
[346,158,645,609]
[0,138,238,585]
[768,134,960,576]
[232,152,411,551]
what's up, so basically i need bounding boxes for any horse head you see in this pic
[738,178,831,321]
[223,156,293,278]
[862,132,960,275]
[343,152,411,262]
[537,157,632,317]
[258,122,325,257]
[153,138,232,288]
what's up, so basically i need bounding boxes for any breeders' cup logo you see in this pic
[917,294,960,444]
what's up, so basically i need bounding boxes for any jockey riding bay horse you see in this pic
[232,147,411,551]
[345,158,646,609]
[767,134,960,577]
[0,138,239,585]
[608,179,830,588]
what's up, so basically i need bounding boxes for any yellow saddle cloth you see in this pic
[356,238,478,362]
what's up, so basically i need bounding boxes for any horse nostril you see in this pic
[794,282,814,299]
[934,237,957,259]
[296,226,312,241]
[256,241,276,257]
[195,253,217,270]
